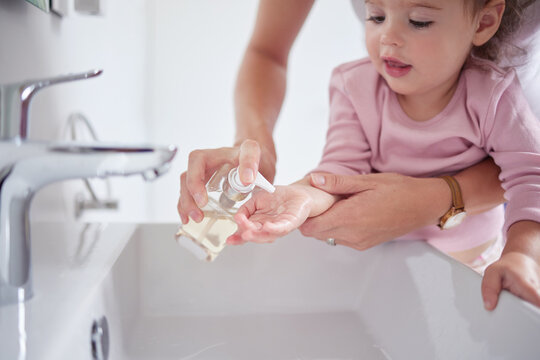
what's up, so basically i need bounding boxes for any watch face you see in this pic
[443,211,467,229]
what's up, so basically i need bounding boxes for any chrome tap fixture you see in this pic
[0,70,177,305]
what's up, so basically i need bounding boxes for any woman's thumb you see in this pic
[309,173,371,195]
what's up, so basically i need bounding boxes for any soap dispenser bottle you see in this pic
[176,163,275,261]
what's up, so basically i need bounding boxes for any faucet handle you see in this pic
[0,69,103,140]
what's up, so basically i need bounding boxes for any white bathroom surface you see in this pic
[0,223,137,360]
[2,222,540,360]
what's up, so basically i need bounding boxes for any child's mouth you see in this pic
[383,57,412,77]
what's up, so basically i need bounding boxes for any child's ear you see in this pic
[472,0,505,46]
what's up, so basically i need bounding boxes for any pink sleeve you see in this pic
[311,67,372,176]
[484,72,540,234]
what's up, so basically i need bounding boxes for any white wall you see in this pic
[143,0,540,223]
[0,0,152,222]
[146,0,367,222]
[2,1,539,225]
[0,0,368,224]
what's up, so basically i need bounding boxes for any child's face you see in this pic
[365,0,478,97]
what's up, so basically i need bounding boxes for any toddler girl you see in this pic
[229,0,540,309]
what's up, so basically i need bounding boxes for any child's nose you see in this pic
[380,22,404,47]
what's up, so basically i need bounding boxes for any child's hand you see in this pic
[227,185,313,244]
[481,252,540,310]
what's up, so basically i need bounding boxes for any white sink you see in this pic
[2,222,540,359]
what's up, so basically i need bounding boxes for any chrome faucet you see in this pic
[0,70,177,305]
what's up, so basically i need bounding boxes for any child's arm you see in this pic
[479,72,540,310]
[228,175,339,244]
[482,220,540,310]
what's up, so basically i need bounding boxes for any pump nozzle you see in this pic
[253,171,275,193]
[228,167,275,194]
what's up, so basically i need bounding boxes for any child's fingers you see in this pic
[481,266,503,311]
[235,201,256,220]
[263,219,295,235]
[226,233,246,245]
[240,229,277,243]
[234,212,247,226]
[483,253,540,310]
[235,201,266,231]
[517,284,540,308]
[530,289,540,307]
[503,269,540,308]
[235,212,262,231]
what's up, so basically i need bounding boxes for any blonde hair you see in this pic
[469,0,535,63]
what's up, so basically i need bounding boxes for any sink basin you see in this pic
[2,223,540,359]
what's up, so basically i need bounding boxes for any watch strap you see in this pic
[440,175,464,210]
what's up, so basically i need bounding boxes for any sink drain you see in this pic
[91,316,110,360]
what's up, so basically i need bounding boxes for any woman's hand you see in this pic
[177,139,276,224]
[228,185,314,244]
[482,221,540,310]
[299,172,450,250]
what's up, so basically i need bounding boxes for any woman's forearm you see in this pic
[233,48,283,182]
[423,158,505,228]
[234,47,284,156]
[302,157,506,246]
[233,0,314,155]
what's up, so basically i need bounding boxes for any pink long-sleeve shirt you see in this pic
[312,57,540,253]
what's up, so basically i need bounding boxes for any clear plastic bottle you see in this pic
[176,164,275,261]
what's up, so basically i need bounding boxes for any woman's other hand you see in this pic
[300,172,449,249]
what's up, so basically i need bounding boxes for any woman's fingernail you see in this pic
[484,299,493,310]
[242,168,254,184]
[311,173,325,186]
[193,193,205,207]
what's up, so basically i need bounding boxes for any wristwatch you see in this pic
[438,175,467,230]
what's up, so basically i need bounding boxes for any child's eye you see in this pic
[409,19,433,29]
[367,15,385,24]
